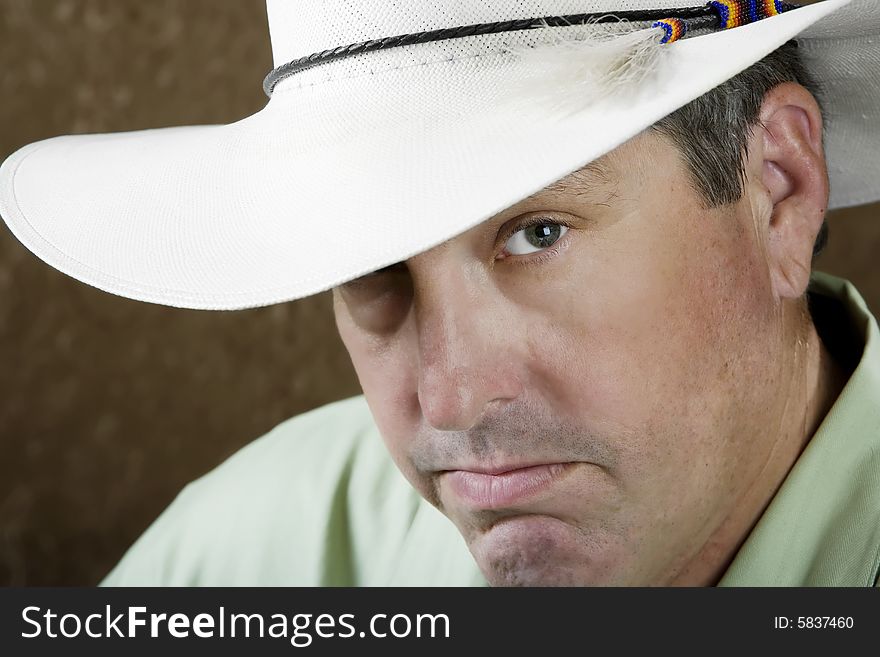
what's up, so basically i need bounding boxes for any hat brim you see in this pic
[0,0,874,310]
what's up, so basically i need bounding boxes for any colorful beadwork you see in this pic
[709,0,745,28]
[652,17,687,44]
[709,0,787,30]
[762,0,786,17]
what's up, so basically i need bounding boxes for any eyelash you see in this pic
[498,215,573,267]
[344,215,571,288]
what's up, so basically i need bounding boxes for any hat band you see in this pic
[263,0,796,96]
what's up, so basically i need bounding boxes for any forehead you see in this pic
[501,129,680,221]
[499,141,636,223]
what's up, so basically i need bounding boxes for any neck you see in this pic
[671,300,849,586]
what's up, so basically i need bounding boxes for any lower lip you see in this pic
[443,463,572,509]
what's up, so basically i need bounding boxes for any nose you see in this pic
[412,260,523,431]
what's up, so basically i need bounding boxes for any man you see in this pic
[1,0,878,586]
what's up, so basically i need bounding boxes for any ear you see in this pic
[747,81,828,300]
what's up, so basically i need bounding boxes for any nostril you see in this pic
[418,365,523,432]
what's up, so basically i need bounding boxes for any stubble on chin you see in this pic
[468,514,627,587]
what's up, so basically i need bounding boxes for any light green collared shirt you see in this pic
[102,272,880,587]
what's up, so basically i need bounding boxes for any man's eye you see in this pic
[504,222,568,256]
[351,262,406,282]
[374,262,406,275]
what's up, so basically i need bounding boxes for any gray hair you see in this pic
[651,41,828,257]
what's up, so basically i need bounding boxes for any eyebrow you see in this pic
[540,159,616,199]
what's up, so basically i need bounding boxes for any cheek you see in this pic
[335,310,433,495]
[537,206,773,446]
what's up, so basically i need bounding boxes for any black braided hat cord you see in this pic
[263,2,798,95]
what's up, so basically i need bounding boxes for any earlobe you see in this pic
[757,82,829,300]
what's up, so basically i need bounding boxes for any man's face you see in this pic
[332,130,787,585]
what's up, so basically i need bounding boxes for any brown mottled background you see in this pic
[0,0,877,586]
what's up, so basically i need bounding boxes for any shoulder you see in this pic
[101,396,437,585]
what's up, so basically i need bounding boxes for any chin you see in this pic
[470,515,612,587]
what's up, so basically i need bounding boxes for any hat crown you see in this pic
[264,0,701,67]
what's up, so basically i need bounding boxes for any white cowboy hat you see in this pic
[0,0,876,310]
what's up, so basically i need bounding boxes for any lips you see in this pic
[442,462,573,510]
